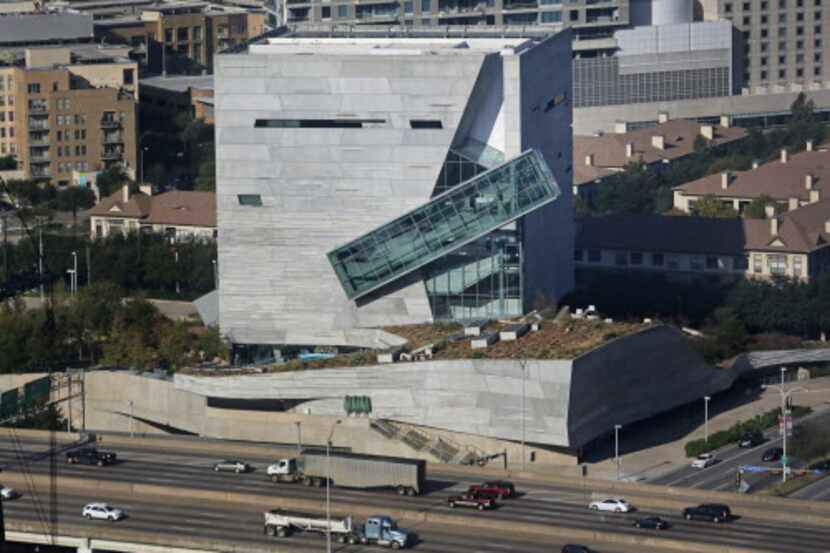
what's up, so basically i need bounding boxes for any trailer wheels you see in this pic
[277,527,288,537]
[406,487,417,496]
[348,535,358,545]
[397,486,406,496]
[303,477,313,486]
[265,526,277,537]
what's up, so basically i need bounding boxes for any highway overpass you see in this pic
[1,430,829,553]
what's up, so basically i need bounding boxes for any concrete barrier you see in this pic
[0,471,789,553]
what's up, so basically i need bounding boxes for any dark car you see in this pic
[468,480,516,499]
[447,491,496,511]
[66,448,117,466]
[809,459,830,471]
[561,545,593,553]
[738,431,764,448]
[682,503,731,523]
[634,516,669,530]
[762,447,784,462]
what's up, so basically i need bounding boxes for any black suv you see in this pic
[738,431,764,448]
[762,447,784,462]
[66,448,117,466]
[682,503,731,523]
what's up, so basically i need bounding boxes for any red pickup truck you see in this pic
[467,480,516,500]
[448,491,497,511]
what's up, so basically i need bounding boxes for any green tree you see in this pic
[790,419,830,460]
[692,195,738,218]
[158,321,193,370]
[197,326,228,361]
[743,195,777,219]
[195,160,215,191]
[787,93,824,149]
[0,155,16,170]
[96,167,129,198]
[693,134,709,155]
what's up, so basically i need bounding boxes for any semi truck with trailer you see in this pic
[263,510,415,549]
[266,449,426,496]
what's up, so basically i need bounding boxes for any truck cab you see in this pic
[267,458,298,482]
[361,516,414,549]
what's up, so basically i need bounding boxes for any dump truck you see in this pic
[266,449,426,496]
[263,510,415,549]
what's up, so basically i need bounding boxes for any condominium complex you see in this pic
[215,27,574,352]
[93,1,267,73]
[701,0,829,91]
[0,45,138,184]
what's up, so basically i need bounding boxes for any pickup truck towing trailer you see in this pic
[267,449,425,496]
[263,511,414,549]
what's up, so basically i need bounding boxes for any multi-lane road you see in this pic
[649,409,830,498]
[1,433,830,553]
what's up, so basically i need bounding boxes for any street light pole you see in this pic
[521,359,526,471]
[763,368,808,484]
[614,424,622,481]
[129,400,134,438]
[295,421,302,453]
[174,249,180,295]
[704,396,711,442]
[326,419,342,553]
[71,250,78,296]
[212,259,218,290]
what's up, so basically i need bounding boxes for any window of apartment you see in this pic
[123,69,134,85]
[421,0,430,11]
[761,29,768,38]
[27,83,40,94]
[743,15,751,26]
[541,11,562,22]
[780,68,787,78]
[761,42,768,52]
[574,249,583,262]
[742,1,750,9]
[0,128,4,139]
[798,0,804,6]
[779,0,786,8]
[816,25,823,34]
[164,28,173,43]
[779,13,787,23]
[666,255,681,270]
[193,26,202,41]
[724,3,732,13]
[404,1,413,13]
[321,5,331,18]
[762,1,768,9]
[794,256,803,277]
[780,55,787,64]
[816,65,823,75]
[798,68,805,77]
[761,70,768,79]
[614,252,628,266]
[588,249,601,263]
[690,256,704,271]
[570,10,579,21]
[752,254,763,273]
[818,0,823,6]
[817,53,823,62]
[780,40,787,50]
[706,256,720,270]
[0,112,4,122]
[237,194,262,206]
[337,4,348,17]
[761,56,768,66]
[817,38,823,47]
[797,12,805,21]
[0,144,5,155]
[734,255,749,270]
[768,254,788,275]
[630,252,643,265]
[796,39,804,49]
[74,129,80,140]
[652,253,664,267]
[75,145,81,156]
[796,26,804,36]
[761,14,768,24]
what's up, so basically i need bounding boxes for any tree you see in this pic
[790,419,830,460]
[53,187,96,223]
[0,155,16,170]
[158,321,193,370]
[693,134,709,155]
[195,160,215,191]
[787,93,823,150]
[743,195,777,219]
[96,167,129,198]
[197,326,228,362]
[692,195,738,218]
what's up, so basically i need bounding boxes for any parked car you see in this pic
[809,459,830,471]
[633,516,669,530]
[588,498,633,513]
[691,453,717,469]
[561,545,593,553]
[762,447,784,462]
[447,491,496,511]
[738,431,764,448]
[1,486,19,500]
[213,460,251,473]
[66,448,117,466]
[682,503,731,523]
[467,480,516,499]
[82,503,126,521]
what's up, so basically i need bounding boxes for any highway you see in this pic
[1,433,830,553]
[649,409,830,497]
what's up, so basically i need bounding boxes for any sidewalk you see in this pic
[578,376,830,482]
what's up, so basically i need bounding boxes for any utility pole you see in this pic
[520,358,527,471]
[38,225,44,302]
[704,396,711,442]
[71,251,78,296]
[614,424,622,481]
[326,420,342,553]
[67,372,72,432]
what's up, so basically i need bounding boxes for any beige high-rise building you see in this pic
[702,0,829,91]
[0,46,138,185]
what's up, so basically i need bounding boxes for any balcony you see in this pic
[100,118,121,129]
[29,155,50,164]
[28,103,48,114]
[31,169,51,178]
[28,120,49,131]
[327,149,560,301]
[102,134,124,144]
[29,137,50,147]
[101,150,124,160]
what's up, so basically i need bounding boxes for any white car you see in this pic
[82,503,126,521]
[691,453,717,469]
[589,498,634,513]
[1,486,19,500]
[213,460,251,473]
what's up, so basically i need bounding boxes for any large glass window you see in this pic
[768,254,787,275]
[328,150,559,300]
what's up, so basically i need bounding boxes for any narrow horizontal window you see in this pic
[410,119,443,129]
[254,119,385,129]
[237,194,262,206]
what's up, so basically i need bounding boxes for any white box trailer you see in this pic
[267,449,426,496]
[264,510,354,540]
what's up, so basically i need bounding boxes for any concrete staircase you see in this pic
[369,418,490,464]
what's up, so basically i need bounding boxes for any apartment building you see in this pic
[702,0,829,91]
[94,1,266,73]
[673,141,828,213]
[0,46,138,185]
[573,114,747,197]
[576,206,830,282]
[274,0,629,30]
[140,74,214,123]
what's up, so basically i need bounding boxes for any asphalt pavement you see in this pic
[1,434,830,553]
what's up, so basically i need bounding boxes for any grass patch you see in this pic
[760,473,825,497]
